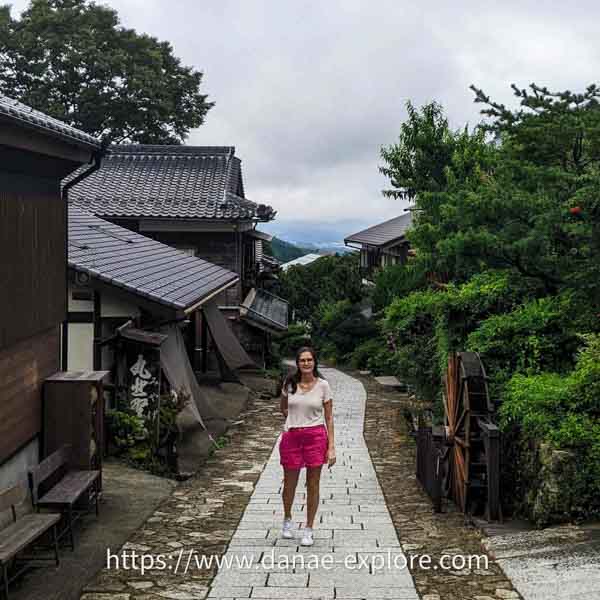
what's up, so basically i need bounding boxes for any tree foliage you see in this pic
[279,254,363,325]
[277,253,371,362]
[380,87,600,297]
[380,101,457,201]
[375,84,600,522]
[0,0,213,143]
[500,335,600,523]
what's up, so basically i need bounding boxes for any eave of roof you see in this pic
[67,144,276,222]
[247,228,274,242]
[0,95,101,151]
[68,205,239,313]
[344,212,413,248]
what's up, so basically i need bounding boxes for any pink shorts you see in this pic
[279,424,328,470]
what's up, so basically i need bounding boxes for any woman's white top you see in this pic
[282,377,332,432]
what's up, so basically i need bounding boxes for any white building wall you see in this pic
[67,283,140,372]
[68,323,94,371]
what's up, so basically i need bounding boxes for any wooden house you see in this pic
[67,145,288,367]
[0,95,101,487]
[344,212,413,280]
[66,205,249,376]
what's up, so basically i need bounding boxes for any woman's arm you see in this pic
[280,387,288,419]
[324,399,336,467]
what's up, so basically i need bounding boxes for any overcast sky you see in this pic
[10,1,600,244]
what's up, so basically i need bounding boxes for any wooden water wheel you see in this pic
[441,352,501,520]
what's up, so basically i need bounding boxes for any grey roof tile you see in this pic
[344,212,413,247]
[69,206,238,311]
[0,94,101,150]
[68,144,275,221]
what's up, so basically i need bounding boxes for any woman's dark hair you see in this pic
[283,346,324,395]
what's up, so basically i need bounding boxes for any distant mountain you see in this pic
[296,241,354,255]
[269,237,314,263]
[260,219,363,257]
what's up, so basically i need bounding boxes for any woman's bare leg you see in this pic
[282,468,300,519]
[305,466,323,528]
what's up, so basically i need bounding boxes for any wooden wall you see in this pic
[0,327,60,463]
[0,172,66,350]
[0,166,66,465]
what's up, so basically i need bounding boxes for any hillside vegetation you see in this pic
[268,237,314,263]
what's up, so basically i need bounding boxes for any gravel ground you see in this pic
[358,369,523,600]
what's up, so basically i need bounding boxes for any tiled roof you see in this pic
[69,206,239,312]
[241,288,288,331]
[0,94,100,150]
[344,212,413,247]
[68,145,275,221]
[280,253,324,271]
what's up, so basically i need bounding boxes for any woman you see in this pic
[278,346,336,546]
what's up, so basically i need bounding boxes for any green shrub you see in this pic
[106,389,191,477]
[106,410,147,451]
[444,270,539,325]
[317,299,353,330]
[568,334,600,414]
[382,288,444,400]
[467,294,582,390]
[314,299,377,363]
[318,340,339,364]
[500,334,600,522]
[372,261,429,311]
[277,322,312,357]
[383,288,442,333]
[279,253,363,324]
[365,344,398,377]
[500,373,571,437]
[350,338,385,370]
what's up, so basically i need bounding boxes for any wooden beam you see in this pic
[93,291,102,370]
[201,312,208,373]
[139,219,254,233]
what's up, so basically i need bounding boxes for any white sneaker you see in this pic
[281,518,294,539]
[300,527,314,546]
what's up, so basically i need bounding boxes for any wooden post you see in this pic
[62,320,69,370]
[93,291,102,370]
[193,309,202,371]
[480,419,501,521]
[201,310,208,373]
[155,347,162,451]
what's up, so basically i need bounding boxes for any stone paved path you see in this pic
[209,366,419,599]
[359,371,523,600]
[81,386,284,600]
[81,367,529,600]
[482,524,600,600]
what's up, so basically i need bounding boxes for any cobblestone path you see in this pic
[81,367,523,600]
[360,371,523,600]
[81,389,284,600]
[209,366,419,599]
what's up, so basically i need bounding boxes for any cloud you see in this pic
[9,0,600,238]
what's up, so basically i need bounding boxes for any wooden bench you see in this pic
[0,484,60,599]
[28,445,100,551]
